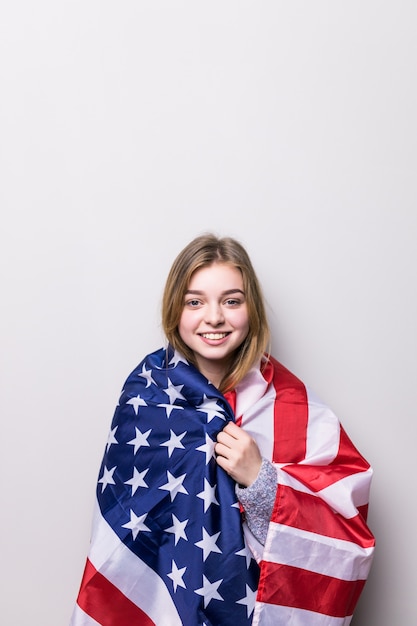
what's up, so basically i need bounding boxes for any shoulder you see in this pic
[261,354,307,397]
[118,346,167,397]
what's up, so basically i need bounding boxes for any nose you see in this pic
[204,303,225,326]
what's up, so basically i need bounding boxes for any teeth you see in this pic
[202,333,227,340]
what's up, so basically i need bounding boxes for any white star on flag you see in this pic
[137,364,156,388]
[127,428,151,454]
[196,433,216,464]
[236,584,257,617]
[122,510,150,540]
[168,350,189,367]
[194,575,224,608]
[197,478,219,512]
[165,514,189,545]
[126,394,147,415]
[159,471,188,501]
[106,426,118,451]
[195,528,222,561]
[167,560,187,592]
[236,545,253,569]
[161,430,187,457]
[124,467,149,495]
[157,403,184,418]
[197,396,226,422]
[164,378,186,403]
[98,465,116,492]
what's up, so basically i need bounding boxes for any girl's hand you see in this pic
[215,421,262,487]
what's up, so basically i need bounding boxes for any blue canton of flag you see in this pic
[96,346,260,625]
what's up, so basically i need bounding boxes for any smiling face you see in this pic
[178,262,250,387]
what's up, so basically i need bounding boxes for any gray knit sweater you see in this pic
[235,457,277,545]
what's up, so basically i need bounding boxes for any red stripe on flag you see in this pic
[263,357,308,463]
[224,389,240,424]
[282,426,371,492]
[77,559,156,626]
[358,502,369,522]
[257,561,366,618]
[334,427,370,471]
[273,485,375,547]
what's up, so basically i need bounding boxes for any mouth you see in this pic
[200,332,229,340]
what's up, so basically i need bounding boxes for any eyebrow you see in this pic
[184,288,245,296]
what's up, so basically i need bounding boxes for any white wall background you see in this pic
[1,2,416,624]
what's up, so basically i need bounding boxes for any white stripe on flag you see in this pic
[264,522,374,581]
[252,602,353,626]
[320,467,374,517]
[276,466,315,493]
[238,374,276,460]
[305,388,340,463]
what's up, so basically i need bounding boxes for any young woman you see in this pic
[70,234,375,626]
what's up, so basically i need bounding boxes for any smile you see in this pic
[200,333,229,340]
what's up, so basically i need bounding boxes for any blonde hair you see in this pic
[162,233,270,393]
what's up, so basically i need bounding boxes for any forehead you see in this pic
[187,263,244,290]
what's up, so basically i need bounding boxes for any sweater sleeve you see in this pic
[235,457,278,545]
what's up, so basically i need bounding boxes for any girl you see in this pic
[71,234,374,626]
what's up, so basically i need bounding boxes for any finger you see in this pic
[222,421,241,437]
[216,431,236,448]
[214,442,231,459]
[215,454,229,473]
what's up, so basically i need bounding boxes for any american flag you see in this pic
[71,347,375,626]
[71,347,260,626]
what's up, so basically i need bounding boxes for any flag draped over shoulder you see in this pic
[233,357,375,625]
[71,347,375,626]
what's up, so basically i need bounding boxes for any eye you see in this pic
[224,298,241,306]
[185,298,201,308]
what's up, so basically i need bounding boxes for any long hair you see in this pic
[162,233,270,393]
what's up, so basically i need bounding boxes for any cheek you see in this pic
[178,311,192,336]
[232,310,250,334]
[238,307,250,327]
